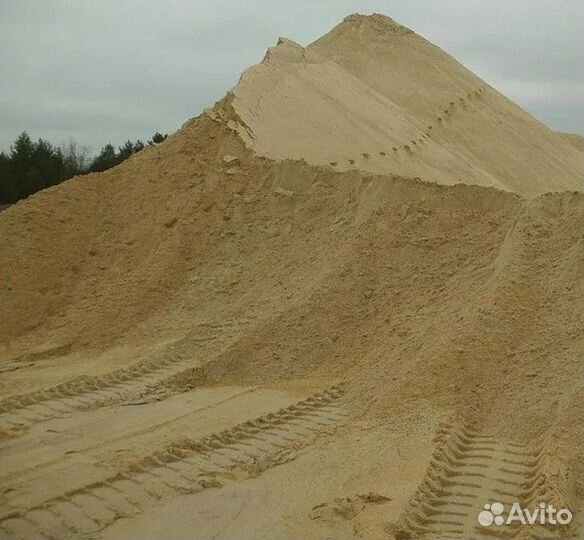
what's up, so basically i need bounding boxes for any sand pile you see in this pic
[0,13,582,540]
[231,14,582,197]
[559,131,584,152]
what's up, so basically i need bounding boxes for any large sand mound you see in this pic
[0,13,582,540]
[231,14,582,197]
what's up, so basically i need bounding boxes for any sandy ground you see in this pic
[99,413,436,540]
[0,378,439,540]
[1,12,583,540]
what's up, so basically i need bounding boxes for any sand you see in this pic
[232,14,582,197]
[0,12,582,540]
[559,132,584,152]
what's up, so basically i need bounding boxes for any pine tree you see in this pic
[0,151,17,204]
[89,144,117,172]
[149,132,167,145]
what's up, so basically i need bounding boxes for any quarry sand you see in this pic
[0,13,582,540]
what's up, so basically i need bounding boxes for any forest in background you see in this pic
[0,131,167,205]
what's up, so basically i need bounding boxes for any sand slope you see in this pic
[0,13,582,540]
[559,131,584,152]
[232,14,582,197]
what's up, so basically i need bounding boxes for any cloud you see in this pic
[0,0,582,152]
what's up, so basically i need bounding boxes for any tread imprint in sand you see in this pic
[0,352,215,430]
[400,422,571,540]
[0,385,347,540]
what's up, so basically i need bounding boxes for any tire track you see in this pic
[400,422,567,540]
[0,385,347,540]
[0,349,214,432]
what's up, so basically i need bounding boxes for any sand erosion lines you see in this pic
[0,385,347,540]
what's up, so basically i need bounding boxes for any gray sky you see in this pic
[1,0,582,154]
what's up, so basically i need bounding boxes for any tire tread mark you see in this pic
[0,385,346,539]
[398,420,550,539]
[0,354,211,429]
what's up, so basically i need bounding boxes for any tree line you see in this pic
[0,131,167,205]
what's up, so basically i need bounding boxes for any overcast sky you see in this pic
[1,0,582,154]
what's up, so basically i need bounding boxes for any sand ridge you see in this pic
[231,13,582,197]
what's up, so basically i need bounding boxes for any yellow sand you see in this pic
[232,14,582,197]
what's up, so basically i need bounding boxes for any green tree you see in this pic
[117,140,136,163]
[1,129,168,205]
[9,132,43,199]
[89,144,117,172]
[10,132,35,172]
[149,132,167,145]
[0,151,17,204]
[32,138,60,189]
